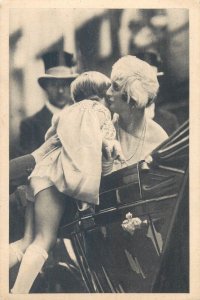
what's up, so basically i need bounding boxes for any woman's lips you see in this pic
[106,97,113,106]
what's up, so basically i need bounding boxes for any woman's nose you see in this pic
[106,86,112,96]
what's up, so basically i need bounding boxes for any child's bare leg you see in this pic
[11,186,66,294]
[9,201,34,269]
[33,186,66,251]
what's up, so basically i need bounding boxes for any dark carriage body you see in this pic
[59,120,189,293]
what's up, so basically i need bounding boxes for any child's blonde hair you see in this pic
[111,55,159,108]
[71,71,111,102]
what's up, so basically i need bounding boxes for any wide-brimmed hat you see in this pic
[136,51,164,76]
[38,51,79,88]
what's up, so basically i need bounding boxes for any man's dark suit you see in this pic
[19,106,52,155]
[9,154,36,243]
[10,154,36,194]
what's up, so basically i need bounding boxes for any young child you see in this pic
[11,71,124,294]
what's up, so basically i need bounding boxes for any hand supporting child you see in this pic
[102,139,127,176]
[102,139,126,163]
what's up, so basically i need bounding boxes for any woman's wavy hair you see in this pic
[111,55,159,108]
[71,71,111,102]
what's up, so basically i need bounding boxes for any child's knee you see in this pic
[34,233,57,251]
[22,234,34,249]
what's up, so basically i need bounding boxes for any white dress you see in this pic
[29,100,116,205]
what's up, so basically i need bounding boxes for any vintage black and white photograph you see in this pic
[3,4,194,296]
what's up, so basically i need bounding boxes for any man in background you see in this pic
[19,51,78,154]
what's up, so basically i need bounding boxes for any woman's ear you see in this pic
[129,97,137,110]
[122,92,128,102]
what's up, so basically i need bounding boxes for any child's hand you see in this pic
[102,139,126,163]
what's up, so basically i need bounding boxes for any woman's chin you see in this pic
[108,104,115,112]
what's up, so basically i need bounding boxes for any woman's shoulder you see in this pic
[147,118,168,145]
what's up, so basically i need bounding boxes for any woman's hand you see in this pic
[102,139,126,163]
[32,134,61,163]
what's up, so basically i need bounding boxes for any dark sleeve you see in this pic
[9,154,36,194]
[19,119,39,155]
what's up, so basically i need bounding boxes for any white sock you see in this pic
[9,241,24,269]
[11,244,48,294]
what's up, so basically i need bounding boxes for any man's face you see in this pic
[44,79,74,109]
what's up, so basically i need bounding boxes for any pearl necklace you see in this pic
[117,118,147,164]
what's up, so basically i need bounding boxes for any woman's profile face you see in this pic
[106,80,129,114]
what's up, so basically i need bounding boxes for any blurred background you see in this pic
[9,8,189,158]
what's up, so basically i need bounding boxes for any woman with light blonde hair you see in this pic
[106,55,168,171]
